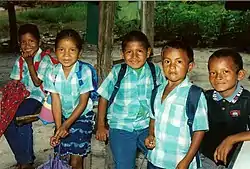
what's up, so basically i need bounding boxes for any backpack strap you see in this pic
[186,84,202,168]
[148,61,159,116]
[76,61,84,87]
[108,63,127,108]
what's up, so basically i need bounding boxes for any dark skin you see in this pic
[95,97,109,141]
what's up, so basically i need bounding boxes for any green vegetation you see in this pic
[1,1,250,48]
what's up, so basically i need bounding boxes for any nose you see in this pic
[169,62,176,70]
[63,49,71,57]
[215,72,223,80]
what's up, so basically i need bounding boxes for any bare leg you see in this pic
[70,155,83,169]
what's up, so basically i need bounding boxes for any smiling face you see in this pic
[208,56,245,98]
[55,37,80,69]
[122,41,151,69]
[20,33,39,55]
[162,48,193,85]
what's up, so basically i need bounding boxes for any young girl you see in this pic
[96,30,165,169]
[44,29,94,169]
[4,23,53,169]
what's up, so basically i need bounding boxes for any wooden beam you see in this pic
[7,1,18,53]
[97,1,116,84]
[141,1,155,53]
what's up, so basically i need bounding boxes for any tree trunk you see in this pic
[141,1,155,54]
[7,2,18,53]
[97,1,116,84]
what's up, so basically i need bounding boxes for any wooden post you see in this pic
[97,1,116,84]
[141,1,155,53]
[96,2,116,169]
[7,1,19,53]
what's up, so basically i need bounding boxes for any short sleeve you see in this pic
[154,64,165,85]
[79,66,94,94]
[10,57,22,80]
[37,55,53,81]
[97,65,119,100]
[193,92,209,131]
[43,66,57,93]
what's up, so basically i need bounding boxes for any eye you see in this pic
[164,60,170,64]
[209,72,216,76]
[70,48,76,52]
[223,70,229,74]
[177,60,182,64]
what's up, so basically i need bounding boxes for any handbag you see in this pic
[38,92,54,125]
[37,145,71,169]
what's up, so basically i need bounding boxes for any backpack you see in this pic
[186,85,203,168]
[39,60,98,125]
[108,61,158,109]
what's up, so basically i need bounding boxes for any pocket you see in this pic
[168,103,185,127]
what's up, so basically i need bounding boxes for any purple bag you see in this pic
[37,145,71,169]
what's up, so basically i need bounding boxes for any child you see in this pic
[4,23,53,169]
[96,30,165,169]
[200,49,250,169]
[145,40,209,169]
[44,29,94,169]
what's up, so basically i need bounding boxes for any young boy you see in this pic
[145,40,209,169]
[200,49,250,169]
[96,31,165,169]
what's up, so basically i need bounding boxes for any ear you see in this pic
[147,48,152,58]
[188,62,195,72]
[237,69,246,81]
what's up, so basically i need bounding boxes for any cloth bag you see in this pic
[38,93,54,125]
[37,145,71,169]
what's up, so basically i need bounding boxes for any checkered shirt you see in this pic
[97,62,165,132]
[147,77,209,169]
[10,48,52,102]
[44,61,94,118]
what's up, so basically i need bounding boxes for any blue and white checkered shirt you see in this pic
[44,61,94,118]
[147,77,209,169]
[10,48,52,102]
[97,62,165,132]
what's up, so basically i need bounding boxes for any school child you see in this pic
[44,29,94,169]
[4,23,54,169]
[200,49,250,169]
[145,40,209,169]
[96,30,165,169]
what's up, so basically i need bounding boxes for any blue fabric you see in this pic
[109,128,149,169]
[4,98,42,164]
[54,111,94,157]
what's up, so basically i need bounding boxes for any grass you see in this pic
[0,2,87,40]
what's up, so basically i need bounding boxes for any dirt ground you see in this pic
[1,47,250,169]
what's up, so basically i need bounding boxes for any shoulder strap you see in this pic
[147,61,159,116]
[186,84,202,168]
[108,64,127,108]
[76,61,84,86]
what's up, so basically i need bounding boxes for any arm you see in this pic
[176,131,205,169]
[145,118,156,149]
[214,131,250,165]
[95,96,109,141]
[54,92,90,141]
[22,51,42,86]
[51,92,62,130]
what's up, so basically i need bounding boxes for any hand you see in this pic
[54,124,69,142]
[145,135,156,149]
[214,136,234,165]
[176,159,189,169]
[50,136,60,147]
[21,50,36,65]
[95,125,109,141]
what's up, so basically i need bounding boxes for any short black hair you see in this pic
[121,30,151,54]
[208,48,243,73]
[18,24,40,42]
[55,29,82,52]
[161,40,194,63]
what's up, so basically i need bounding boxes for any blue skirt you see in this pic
[55,111,95,157]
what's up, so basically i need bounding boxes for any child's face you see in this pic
[20,33,39,55]
[208,56,245,98]
[55,38,80,69]
[122,41,150,69]
[162,48,193,84]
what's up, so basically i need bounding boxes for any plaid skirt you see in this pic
[55,111,95,157]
